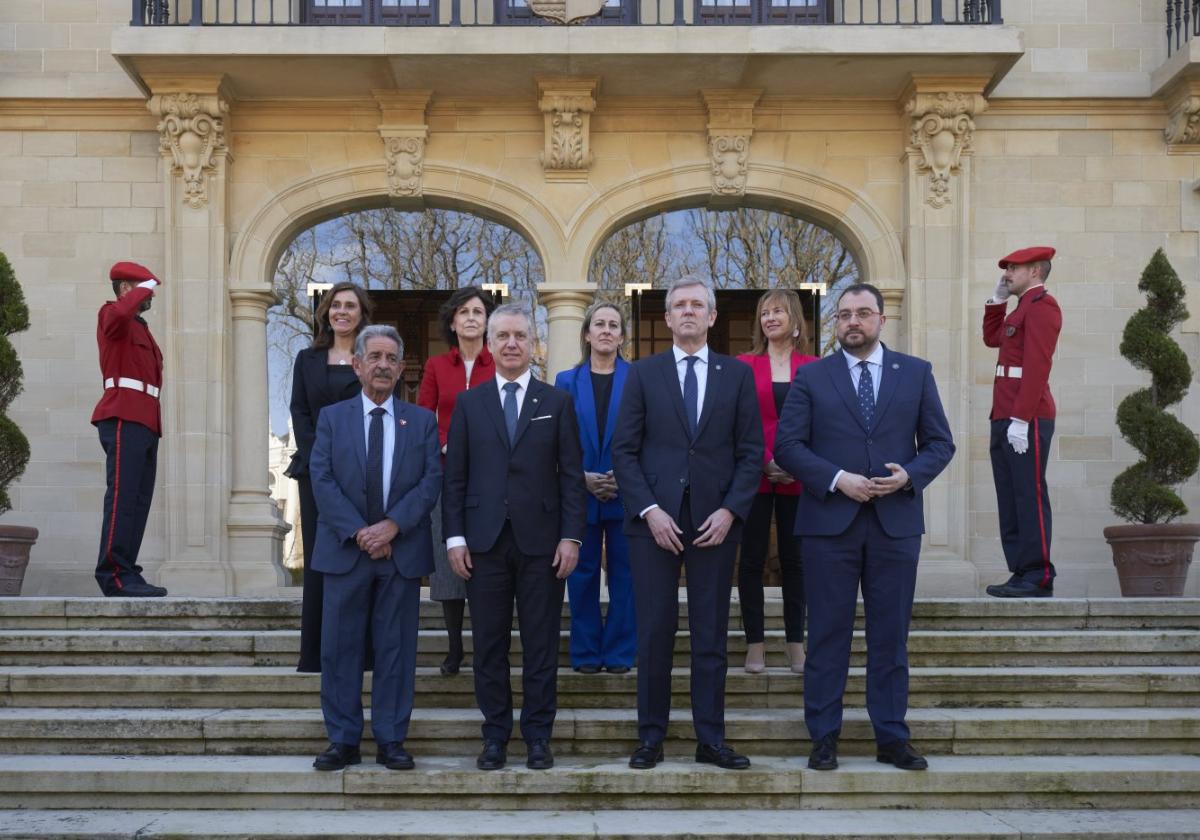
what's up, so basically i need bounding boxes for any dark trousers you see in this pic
[990,418,1056,587]
[801,505,919,746]
[567,520,636,669]
[738,492,805,643]
[630,499,736,747]
[94,418,157,595]
[320,556,420,747]
[465,522,565,744]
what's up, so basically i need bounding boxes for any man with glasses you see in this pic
[775,282,955,772]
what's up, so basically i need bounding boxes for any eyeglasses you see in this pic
[835,308,880,323]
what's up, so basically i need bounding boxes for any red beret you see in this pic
[998,246,1055,269]
[109,261,158,284]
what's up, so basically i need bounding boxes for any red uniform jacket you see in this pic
[416,345,495,448]
[737,351,820,496]
[983,286,1061,422]
[90,287,163,436]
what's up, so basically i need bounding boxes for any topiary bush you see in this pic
[0,251,30,516]
[1110,248,1199,524]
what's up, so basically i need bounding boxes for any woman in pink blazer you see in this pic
[736,289,819,674]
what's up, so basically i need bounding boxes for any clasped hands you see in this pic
[356,519,399,560]
[835,463,910,503]
[449,539,579,582]
[585,470,619,502]
[645,506,734,555]
[763,459,794,484]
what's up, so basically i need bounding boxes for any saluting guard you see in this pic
[91,262,167,597]
[983,246,1062,598]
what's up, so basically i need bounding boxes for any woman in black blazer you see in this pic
[287,281,374,672]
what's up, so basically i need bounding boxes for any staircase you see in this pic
[0,595,1198,838]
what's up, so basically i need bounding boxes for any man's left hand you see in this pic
[357,519,400,557]
[552,540,580,579]
[693,508,735,547]
[870,463,910,497]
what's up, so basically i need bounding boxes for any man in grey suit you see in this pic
[308,324,442,772]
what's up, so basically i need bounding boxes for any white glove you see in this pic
[137,279,158,290]
[1007,418,1029,455]
[991,275,1010,304]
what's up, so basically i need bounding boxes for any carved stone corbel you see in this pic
[374,91,432,198]
[904,89,987,209]
[537,78,599,182]
[701,89,762,198]
[1164,81,1200,148]
[148,90,229,209]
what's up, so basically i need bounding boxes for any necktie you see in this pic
[684,356,699,437]
[366,406,386,525]
[857,360,876,428]
[502,381,520,447]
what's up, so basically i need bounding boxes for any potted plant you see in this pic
[0,250,36,596]
[1104,248,1200,596]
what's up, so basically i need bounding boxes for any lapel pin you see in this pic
[892,363,900,370]
[399,419,407,426]
[715,364,722,370]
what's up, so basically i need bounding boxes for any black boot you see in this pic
[440,598,465,675]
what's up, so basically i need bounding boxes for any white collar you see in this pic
[360,392,393,416]
[841,343,884,370]
[672,344,709,365]
[496,368,533,392]
[1018,283,1045,299]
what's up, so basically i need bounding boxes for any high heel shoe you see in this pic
[743,641,766,674]
[787,642,806,674]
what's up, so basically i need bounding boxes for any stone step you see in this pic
[3,809,1200,839]
[2,597,1198,632]
[3,665,1196,709]
[1,628,1196,668]
[1,754,1198,810]
[0,706,1194,757]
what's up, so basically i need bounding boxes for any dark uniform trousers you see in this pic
[94,418,158,595]
[989,417,1055,587]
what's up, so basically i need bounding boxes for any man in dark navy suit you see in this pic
[308,325,442,772]
[442,303,587,772]
[611,276,763,771]
[775,283,954,772]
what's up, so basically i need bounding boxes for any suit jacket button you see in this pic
[689,449,695,456]
[866,439,873,445]
[679,478,686,485]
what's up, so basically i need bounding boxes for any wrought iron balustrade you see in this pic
[1168,1,1200,56]
[131,0,1002,26]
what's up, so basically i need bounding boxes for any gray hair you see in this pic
[353,324,404,359]
[665,275,716,311]
[486,302,533,341]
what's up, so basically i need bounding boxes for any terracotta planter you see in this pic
[1104,522,1200,597]
[0,524,38,596]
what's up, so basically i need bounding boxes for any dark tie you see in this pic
[857,360,876,427]
[366,406,385,525]
[683,356,699,437]
[502,381,520,447]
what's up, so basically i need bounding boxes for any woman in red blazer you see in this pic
[736,289,819,674]
[417,286,496,675]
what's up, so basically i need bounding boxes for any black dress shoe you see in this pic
[628,741,664,770]
[525,739,554,770]
[439,658,462,676]
[986,579,1053,598]
[109,581,167,598]
[605,665,631,674]
[695,742,750,770]
[807,734,838,771]
[376,741,414,770]
[313,742,361,771]
[573,664,601,674]
[876,740,928,771]
[476,739,507,770]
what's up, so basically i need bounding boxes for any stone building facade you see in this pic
[1,0,1197,596]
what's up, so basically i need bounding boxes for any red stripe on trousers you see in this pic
[1032,418,1050,587]
[104,419,124,590]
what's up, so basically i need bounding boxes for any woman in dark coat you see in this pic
[287,281,374,672]
[416,286,496,675]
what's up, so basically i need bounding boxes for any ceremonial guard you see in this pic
[983,246,1062,598]
[91,262,167,597]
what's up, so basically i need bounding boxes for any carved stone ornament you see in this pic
[382,132,426,197]
[1166,96,1200,146]
[701,90,761,198]
[537,78,598,182]
[905,91,986,209]
[528,0,607,24]
[710,134,750,195]
[148,92,229,209]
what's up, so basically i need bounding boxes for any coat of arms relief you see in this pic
[527,0,609,24]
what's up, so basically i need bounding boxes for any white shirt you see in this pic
[829,344,884,493]
[639,344,710,520]
[360,392,396,516]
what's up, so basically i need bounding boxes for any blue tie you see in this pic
[857,360,876,428]
[366,406,385,525]
[684,356,699,437]
[503,381,520,447]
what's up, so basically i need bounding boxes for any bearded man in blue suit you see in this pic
[308,324,442,773]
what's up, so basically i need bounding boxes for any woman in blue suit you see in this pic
[554,301,636,674]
